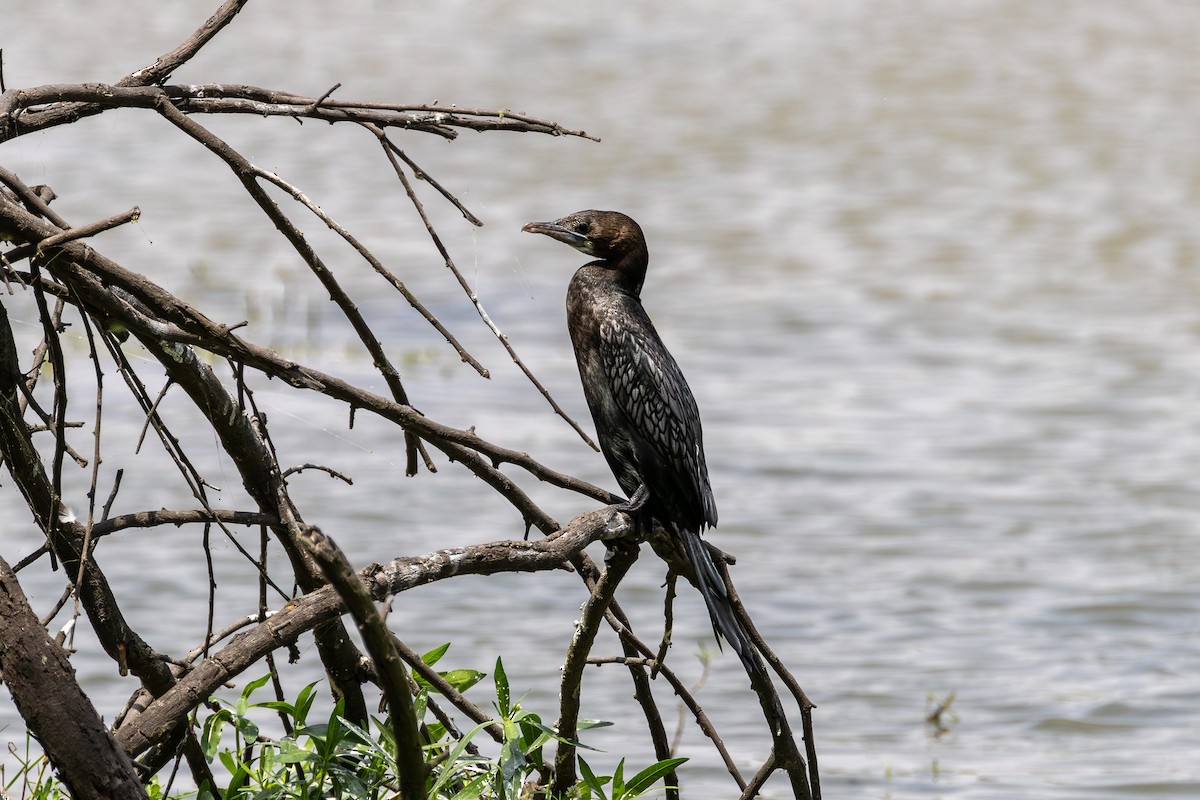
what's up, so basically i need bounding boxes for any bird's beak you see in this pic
[522,221,592,254]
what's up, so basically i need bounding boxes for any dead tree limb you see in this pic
[112,508,615,758]
[0,554,148,800]
[0,3,818,795]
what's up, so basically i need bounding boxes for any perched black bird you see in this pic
[523,210,760,676]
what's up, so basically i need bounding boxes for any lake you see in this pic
[2,1,1199,797]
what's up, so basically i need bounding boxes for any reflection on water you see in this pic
[4,1,1200,797]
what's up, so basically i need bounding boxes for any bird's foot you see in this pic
[603,483,650,538]
[614,483,650,516]
[603,485,651,559]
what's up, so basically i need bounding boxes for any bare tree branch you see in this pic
[113,507,619,758]
[0,555,149,799]
[551,542,640,795]
[119,0,250,87]
[0,83,597,142]
[0,5,816,794]
[295,522,425,800]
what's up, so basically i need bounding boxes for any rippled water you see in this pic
[4,1,1200,797]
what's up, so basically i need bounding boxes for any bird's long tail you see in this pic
[678,528,764,678]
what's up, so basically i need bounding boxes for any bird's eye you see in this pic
[574,221,591,235]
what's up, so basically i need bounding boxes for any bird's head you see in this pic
[522,210,645,263]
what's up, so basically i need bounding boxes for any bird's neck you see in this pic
[607,243,648,296]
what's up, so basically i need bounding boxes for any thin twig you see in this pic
[280,463,353,483]
[717,555,816,799]
[378,133,601,451]
[177,613,262,665]
[119,0,250,88]
[296,522,426,800]
[567,547,680,798]
[69,283,107,652]
[551,542,640,796]
[91,508,278,539]
[38,584,74,630]
[135,379,173,454]
[568,544,746,791]
[654,571,678,678]
[673,653,712,757]
[378,136,482,226]
[304,82,341,114]
[3,207,140,266]
[27,263,68,570]
[740,752,776,800]
[12,381,89,468]
[260,522,298,760]
[152,101,432,476]
[202,523,217,660]
[388,637,504,744]
[33,207,139,256]
[249,162,488,378]
[0,165,70,228]
[100,468,124,520]
[600,603,747,790]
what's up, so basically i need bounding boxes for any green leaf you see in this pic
[449,772,490,800]
[513,717,602,751]
[297,722,329,740]
[413,688,430,724]
[623,757,689,796]
[425,721,447,743]
[414,667,486,693]
[337,715,386,758]
[372,713,398,751]
[577,718,615,731]
[422,642,452,667]
[426,720,494,799]
[516,718,557,755]
[499,735,528,786]
[294,682,318,726]
[234,716,259,742]
[251,680,318,725]
[612,758,626,798]
[518,715,549,765]
[276,740,315,765]
[494,656,510,718]
[217,750,237,775]
[577,757,609,800]
[200,709,230,760]
[443,668,487,693]
[236,674,272,716]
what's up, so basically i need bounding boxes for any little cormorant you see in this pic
[522,209,760,677]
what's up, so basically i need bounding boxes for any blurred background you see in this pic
[2,1,1199,797]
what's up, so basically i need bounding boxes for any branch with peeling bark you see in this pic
[0,82,599,142]
[112,508,621,758]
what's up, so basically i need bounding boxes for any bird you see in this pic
[522,209,761,677]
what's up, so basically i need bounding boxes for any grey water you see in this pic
[2,1,1200,797]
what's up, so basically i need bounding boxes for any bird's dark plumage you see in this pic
[523,209,760,677]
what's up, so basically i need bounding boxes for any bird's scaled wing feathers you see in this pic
[599,312,717,528]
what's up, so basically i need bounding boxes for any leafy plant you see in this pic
[577,757,688,800]
[7,644,685,799]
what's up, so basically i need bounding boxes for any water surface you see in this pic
[2,1,1199,797]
